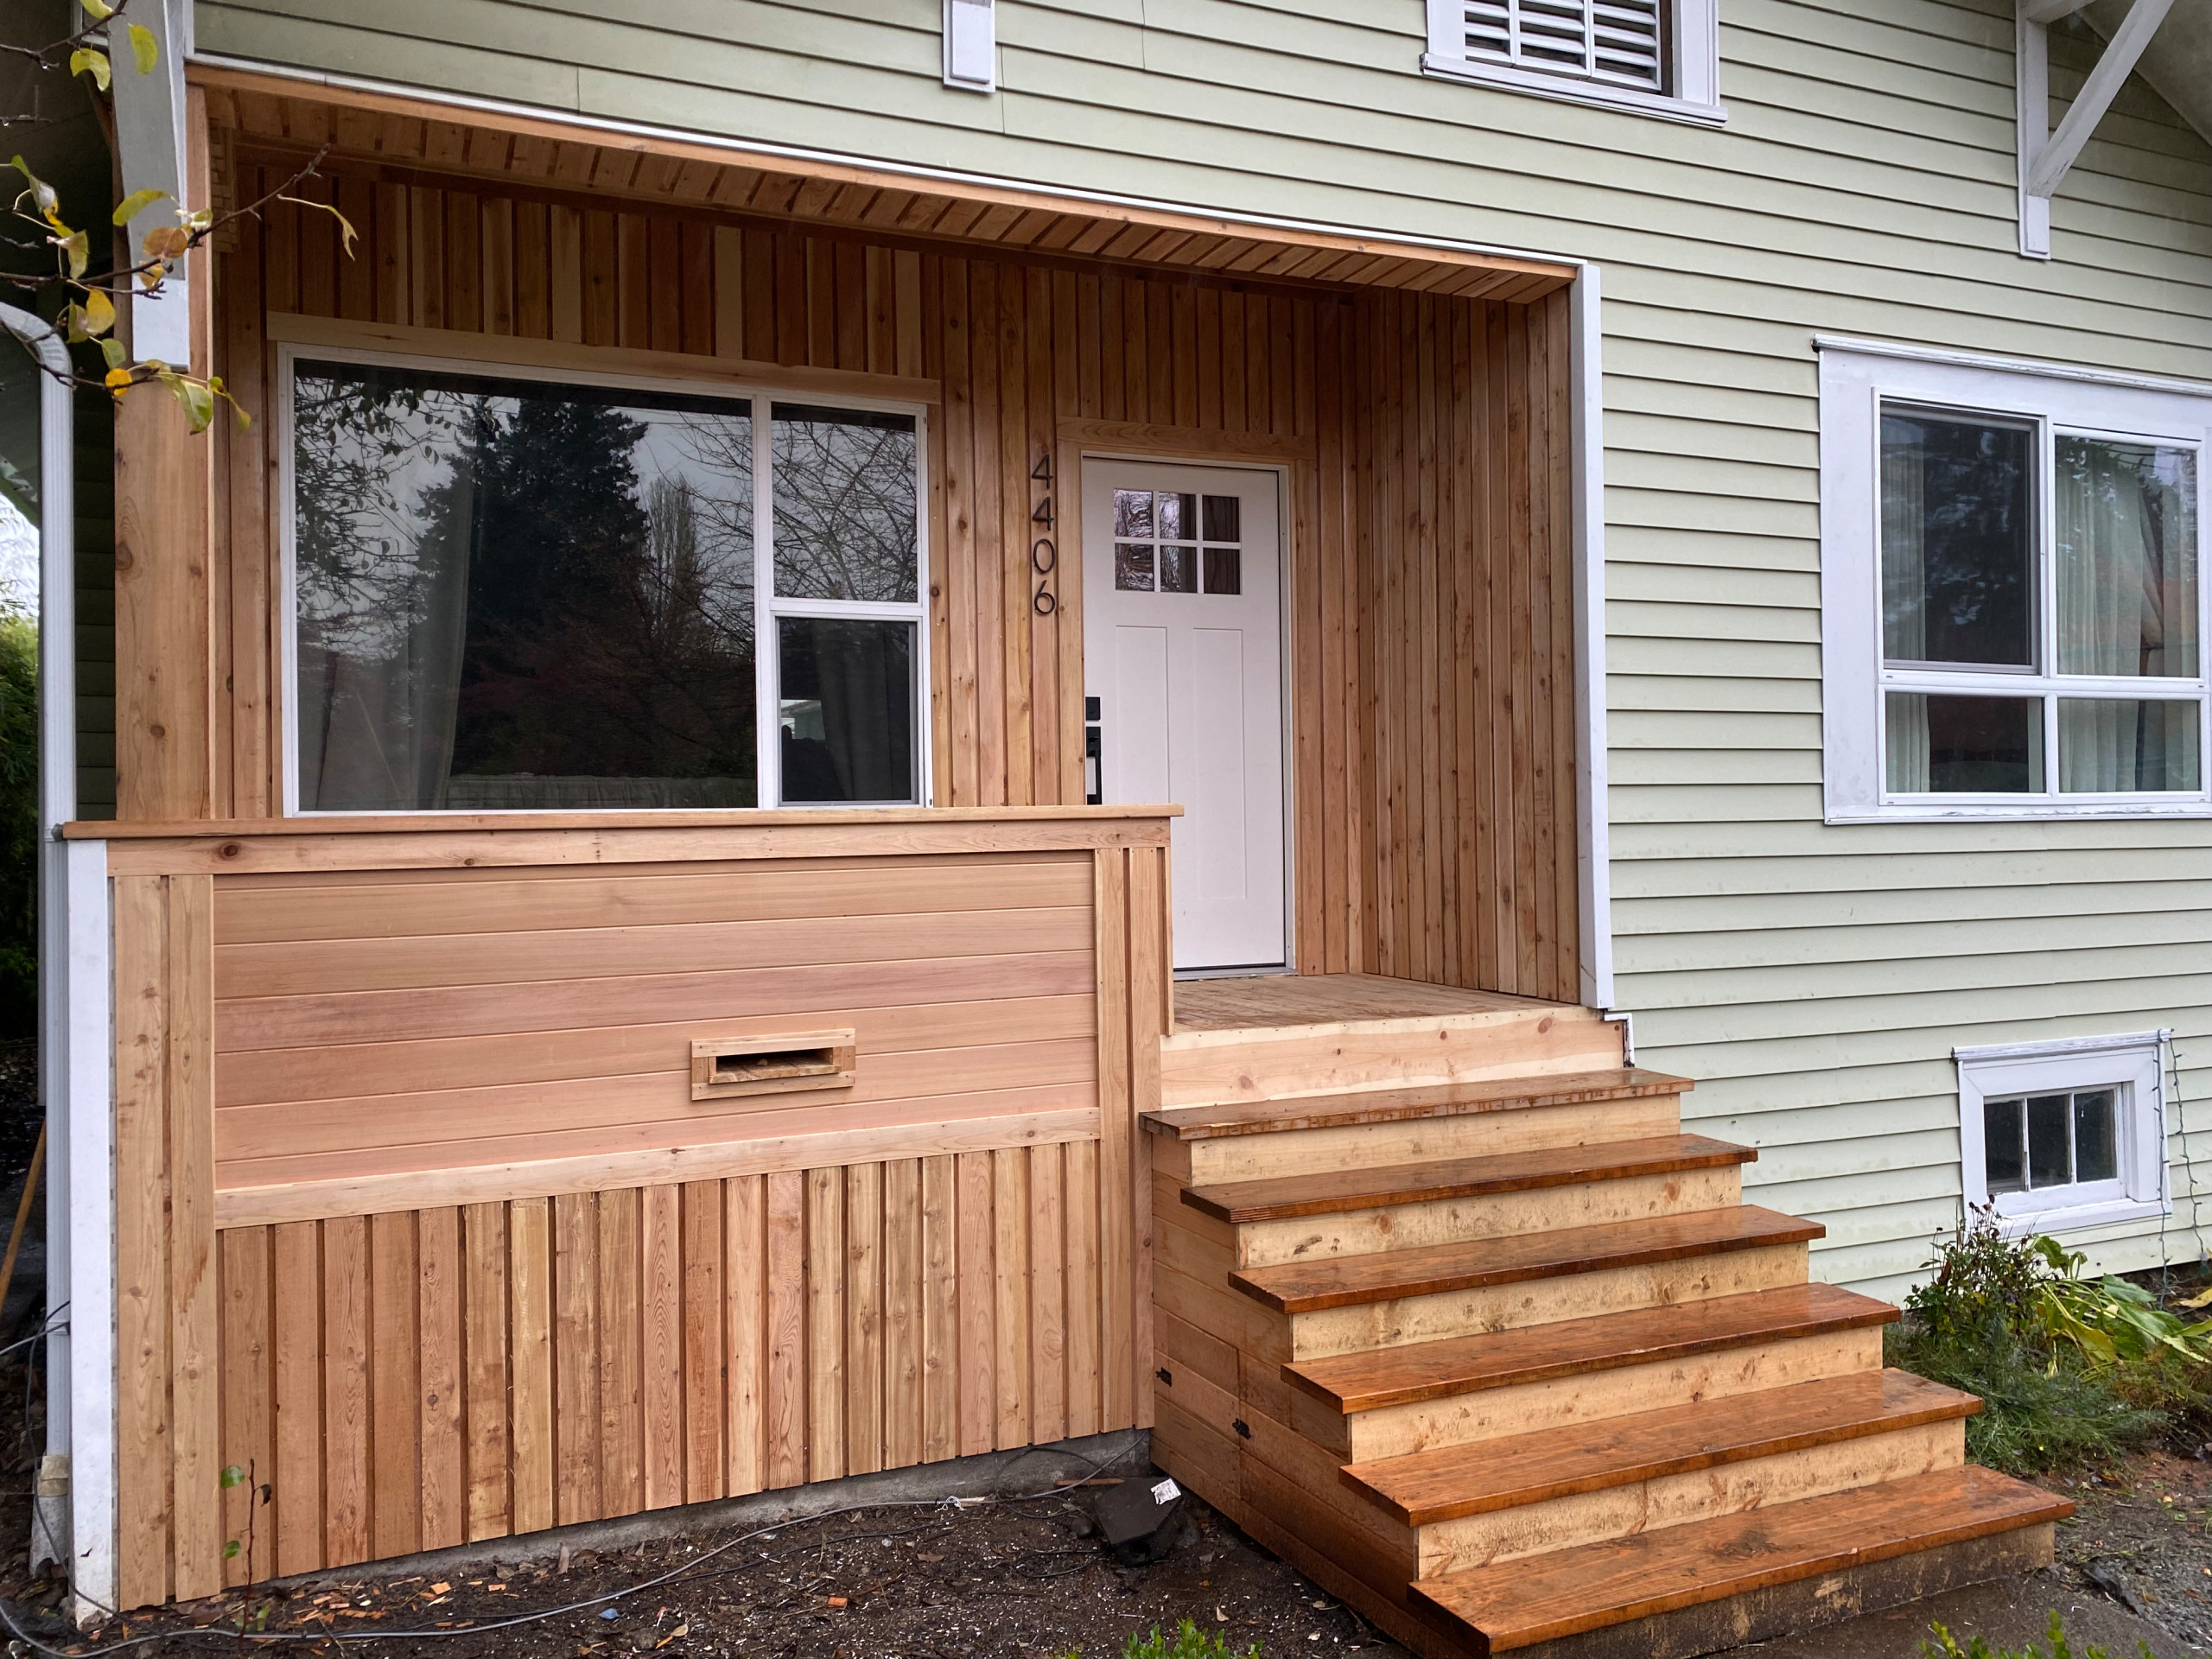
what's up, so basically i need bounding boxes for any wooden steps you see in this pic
[1286,1282,1897,1415]
[1141,982,2059,1659]
[1408,1465,2073,1655]
[1232,1205,1822,1314]
[1181,1133,1752,1224]
[1343,1369,1978,1525]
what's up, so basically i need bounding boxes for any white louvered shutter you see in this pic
[1451,1,1667,92]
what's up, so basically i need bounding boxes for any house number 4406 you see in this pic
[1029,452,1058,616]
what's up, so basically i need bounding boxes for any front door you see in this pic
[1083,461,1287,972]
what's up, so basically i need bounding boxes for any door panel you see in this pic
[1083,461,1286,971]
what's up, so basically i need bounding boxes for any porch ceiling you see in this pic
[193,64,1576,305]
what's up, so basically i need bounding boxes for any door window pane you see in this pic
[1885,694,2044,793]
[1204,546,1243,595]
[771,404,918,602]
[1984,1098,2025,1194]
[1160,545,1198,594]
[293,361,758,811]
[2073,1090,2119,1184]
[1880,411,2034,667]
[1203,494,1241,543]
[1114,489,1153,539]
[777,618,916,804]
[1115,544,1155,592]
[2056,436,2198,678]
[2058,699,2201,792]
[1157,492,1198,541]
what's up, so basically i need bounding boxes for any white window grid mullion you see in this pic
[753,406,779,812]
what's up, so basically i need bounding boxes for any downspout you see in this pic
[0,302,77,1575]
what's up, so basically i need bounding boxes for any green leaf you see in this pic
[59,228,88,279]
[69,47,111,92]
[219,1464,245,1490]
[162,372,215,434]
[79,0,113,18]
[127,23,158,75]
[112,188,169,226]
[99,338,126,371]
[222,1539,241,1560]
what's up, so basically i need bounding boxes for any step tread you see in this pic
[1343,1369,1979,1525]
[1232,1205,1822,1314]
[1287,1283,1897,1414]
[1408,1465,2072,1652]
[1141,1066,1690,1143]
[1182,1133,1753,1224]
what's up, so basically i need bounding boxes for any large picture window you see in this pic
[1821,342,2212,821]
[283,352,926,813]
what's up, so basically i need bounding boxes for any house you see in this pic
[14,0,2211,1653]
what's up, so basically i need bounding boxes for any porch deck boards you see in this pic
[1172,972,1563,1033]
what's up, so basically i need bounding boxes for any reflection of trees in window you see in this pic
[772,405,918,602]
[293,361,759,810]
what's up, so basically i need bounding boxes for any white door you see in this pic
[1084,461,1287,971]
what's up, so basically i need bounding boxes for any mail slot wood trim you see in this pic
[690,1029,859,1100]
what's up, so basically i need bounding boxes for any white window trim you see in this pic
[1955,1030,2171,1236]
[1421,0,1725,126]
[276,341,935,815]
[1819,338,2212,823]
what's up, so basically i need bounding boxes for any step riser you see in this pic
[1321,1327,1887,1463]
[1160,1008,1624,1111]
[1178,1096,1683,1185]
[1290,1243,1812,1362]
[1233,1169,1745,1268]
[1415,1421,1967,1577]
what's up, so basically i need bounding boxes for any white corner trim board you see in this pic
[60,843,112,1621]
[1570,265,1614,1014]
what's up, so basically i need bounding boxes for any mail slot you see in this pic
[690,1029,858,1101]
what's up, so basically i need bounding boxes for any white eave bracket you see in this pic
[2017,0,2175,258]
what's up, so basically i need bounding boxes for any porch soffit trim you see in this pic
[187,54,1579,302]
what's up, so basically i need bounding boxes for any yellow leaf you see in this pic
[2180,1286,2212,1310]
[128,23,157,75]
[141,223,190,264]
[80,288,115,336]
[69,48,111,92]
[60,229,88,279]
[9,156,57,222]
[139,262,164,290]
[112,188,168,226]
[163,373,215,434]
[79,0,113,19]
[104,366,132,395]
[330,206,359,257]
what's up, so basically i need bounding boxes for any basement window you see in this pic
[283,349,928,813]
[1421,0,1723,124]
[1955,1033,2169,1235]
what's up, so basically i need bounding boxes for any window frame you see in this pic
[1421,0,1724,126]
[1820,340,2212,823]
[276,341,934,817]
[1955,1031,2170,1236]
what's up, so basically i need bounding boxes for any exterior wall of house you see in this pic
[186,0,2212,1296]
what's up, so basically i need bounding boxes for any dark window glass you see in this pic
[2026,1093,2072,1188]
[1205,546,1243,596]
[1160,545,1198,594]
[1113,489,1152,539]
[1115,544,1154,592]
[1880,411,2034,667]
[2072,1090,2119,1184]
[777,618,915,804]
[1886,694,2043,793]
[293,360,757,811]
[1157,492,1197,541]
[771,404,918,602]
[1984,1098,2025,1194]
[1202,494,1241,543]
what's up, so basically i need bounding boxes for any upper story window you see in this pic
[1422,0,1722,124]
[283,349,928,815]
[1821,341,2212,822]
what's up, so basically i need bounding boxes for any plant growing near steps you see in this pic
[1920,1609,2154,1659]
[1060,1618,1265,1659]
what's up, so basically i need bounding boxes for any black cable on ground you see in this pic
[0,1430,1147,1659]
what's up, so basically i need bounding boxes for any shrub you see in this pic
[1889,1210,2208,1473]
[1061,1620,1264,1659]
[1920,1609,2154,1659]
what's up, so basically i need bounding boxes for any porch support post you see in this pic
[110,0,215,820]
[1569,265,1613,1013]
[60,841,113,1623]
[2016,0,2175,258]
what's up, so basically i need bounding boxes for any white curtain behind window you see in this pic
[2056,437,2200,791]
[1880,430,1930,790]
